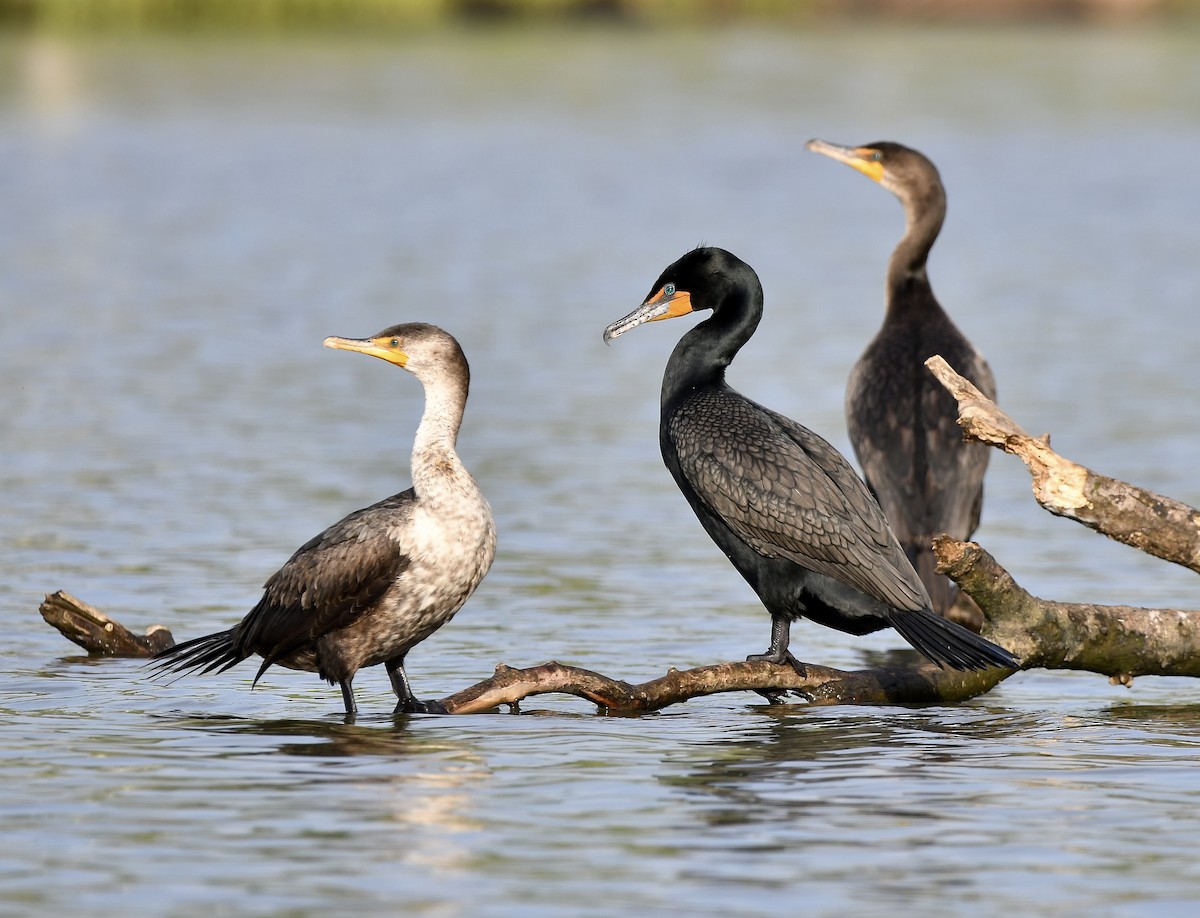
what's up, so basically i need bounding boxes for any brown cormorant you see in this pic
[806,139,996,624]
[603,247,1014,673]
[152,323,496,716]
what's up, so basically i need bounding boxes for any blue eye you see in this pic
[663,283,676,296]
[390,338,400,348]
[871,151,883,162]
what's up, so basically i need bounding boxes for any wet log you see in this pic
[39,590,175,657]
[925,355,1200,573]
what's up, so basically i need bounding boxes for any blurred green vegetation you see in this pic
[1,0,1196,32]
[0,0,806,32]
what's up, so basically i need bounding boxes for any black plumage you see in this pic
[603,247,1015,673]
[152,323,496,717]
[807,139,996,622]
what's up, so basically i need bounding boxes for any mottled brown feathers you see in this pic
[240,492,415,674]
[151,323,495,715]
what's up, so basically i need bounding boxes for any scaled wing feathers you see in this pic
[235,492,413,668]
[670,390,928,612]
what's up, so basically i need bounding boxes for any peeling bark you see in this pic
[925,355,1200,573]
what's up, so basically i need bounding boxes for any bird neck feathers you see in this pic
[410,377,470,493]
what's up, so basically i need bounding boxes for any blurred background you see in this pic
[2,5,1199,917]
[0,0,1195,29]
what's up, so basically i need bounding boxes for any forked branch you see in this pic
[925,355,1200,573]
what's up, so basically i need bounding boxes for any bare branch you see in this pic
[926,355,1200,573]
[437,658,1010,714]
[935,536,1200,682]
[39,590,175,656]
[39,590,1009,710]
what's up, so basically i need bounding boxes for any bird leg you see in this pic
[339,679,358,719]
[386,657,447,715]
[747,616,806,703]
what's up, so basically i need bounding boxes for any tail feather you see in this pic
[889,608,1017,672]
[148,628,246,679]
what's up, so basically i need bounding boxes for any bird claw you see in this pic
[745,649,807,679]
[747,647,806,704]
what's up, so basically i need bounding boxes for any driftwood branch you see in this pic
[926,354,1200,573]
[35,362,1200,712]
[37,590,1010,710]
[436,658,1009,714]
[39,590,175,656]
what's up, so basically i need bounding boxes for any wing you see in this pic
[668,388,928,612]
[234,491,414,668]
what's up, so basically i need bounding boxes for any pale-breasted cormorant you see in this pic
[603,247,1014,673]
[806,139,996,623]
[152,323,496,716]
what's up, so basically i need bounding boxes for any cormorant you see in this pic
[152,323,496,716]
[806,139,996,624]
[603,247,1014,673]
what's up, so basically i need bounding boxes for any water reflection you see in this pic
[1102,702,1200,736]
[177,714,436,756]
[663,706,1038,826]
[151,713,493,873]
[645,702,1200,913]
[18,38,85,133]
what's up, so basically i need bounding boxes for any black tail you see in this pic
[148,628,246,679]
[889,608,1017,671]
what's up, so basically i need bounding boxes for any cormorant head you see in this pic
[804,138,941,201]
[324,322,467,385]
[603,247,753,344]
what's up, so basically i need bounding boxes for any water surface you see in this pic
[2,25,1199,917]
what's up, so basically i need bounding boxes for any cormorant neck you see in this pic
[885,181,945,315]
[660,281,762,408]
[410,372,471,495]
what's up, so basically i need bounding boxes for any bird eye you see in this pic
[663,283,677,297]
[871,151,883,162]
[390,338,400,348]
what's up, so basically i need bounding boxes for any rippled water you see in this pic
[2,24,1200,916]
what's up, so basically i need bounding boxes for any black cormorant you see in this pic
[603,247,1014,673]
[152,323,496,716]
[806,139,996,624]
